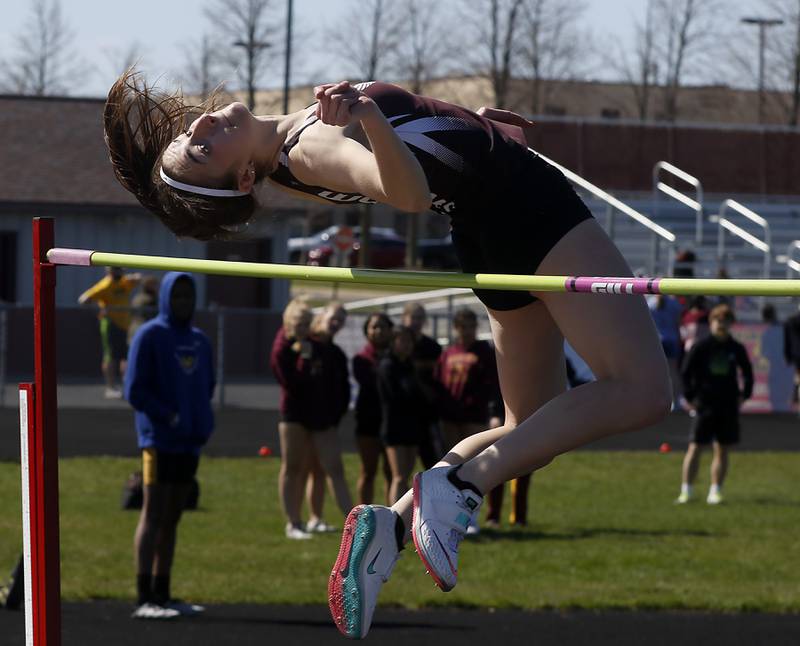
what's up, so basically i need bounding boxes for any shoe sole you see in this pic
[412,473,455,592]
[328,505,376,639]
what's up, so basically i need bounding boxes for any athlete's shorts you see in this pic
[451,152,594,311]
[100,318,128,362]
[689,408,740,446]
[142,448,200,486]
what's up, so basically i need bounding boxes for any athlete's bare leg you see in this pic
[392,299,567,541]
[391,219,671,536]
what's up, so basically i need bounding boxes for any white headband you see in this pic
[159,167,249,198]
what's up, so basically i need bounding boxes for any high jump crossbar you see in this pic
[47,247,800,297]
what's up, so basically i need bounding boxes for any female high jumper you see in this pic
[104,72,672,639]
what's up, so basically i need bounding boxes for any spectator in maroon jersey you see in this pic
[435,308,498,534]
[352,312,395,504]
[303,302,351,533]
[680,296,710,354]
[270,297,353,540]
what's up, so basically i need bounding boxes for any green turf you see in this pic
[1,452,798,610]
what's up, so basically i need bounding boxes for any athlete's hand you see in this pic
[476,106,535,129]
[314,81,374,127]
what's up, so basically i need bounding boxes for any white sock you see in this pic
[709,484,721,496]
[681,483,692,496]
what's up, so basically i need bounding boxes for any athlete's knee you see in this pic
[626,370,672,428]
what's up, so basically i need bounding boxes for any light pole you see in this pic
[283,0,294,115]
[741,16,784,124]
[233,38,270,111]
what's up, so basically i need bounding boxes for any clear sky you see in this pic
[0,0,769,99]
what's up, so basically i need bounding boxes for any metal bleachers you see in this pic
[557,158,800,321]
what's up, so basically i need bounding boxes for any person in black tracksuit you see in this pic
[676,304,753,505]
[377,326,429,504]
[784,306,800,407]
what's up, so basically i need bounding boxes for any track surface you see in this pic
[1,602,800,646]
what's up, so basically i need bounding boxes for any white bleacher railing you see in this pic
[534,151,677,276]
[780,240,800,278]
[716,199,771,278]
[653,161,705,245]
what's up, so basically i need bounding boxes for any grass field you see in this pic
[1,452,798,611]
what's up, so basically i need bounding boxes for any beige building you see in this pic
[239,75,794,127]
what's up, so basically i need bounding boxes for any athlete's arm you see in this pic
[476,106,535,129]
[477,106,536,148]
[305,82,431,213]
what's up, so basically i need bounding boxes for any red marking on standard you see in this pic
[412,475,453,592]
[328,505,363,636]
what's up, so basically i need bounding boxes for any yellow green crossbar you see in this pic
[47,248,800,297]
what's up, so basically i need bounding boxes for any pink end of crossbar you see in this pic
[565,276,662,295]
[47,248,93,266]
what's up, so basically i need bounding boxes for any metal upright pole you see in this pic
[282,0,294,115]
[741,17,784,123]
[0,305,7,408]
[29,217,62,646]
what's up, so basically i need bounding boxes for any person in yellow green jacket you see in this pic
[79,266,141,397]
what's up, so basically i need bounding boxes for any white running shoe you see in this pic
[165,599,205,616]
[329,505,401,639]
[706,491,724,505]
[131,602,180,620]
[412,466,483,592]
[306,518,338,533]
[674,492,692,504]
[285,523,313,540]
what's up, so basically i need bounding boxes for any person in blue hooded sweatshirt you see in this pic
[124,272,214,620]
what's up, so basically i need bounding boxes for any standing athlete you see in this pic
[105,72,671,638]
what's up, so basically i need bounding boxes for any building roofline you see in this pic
[0,94,105,104]
[529,112,800,133]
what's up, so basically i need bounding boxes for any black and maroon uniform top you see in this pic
[267,82,529,218]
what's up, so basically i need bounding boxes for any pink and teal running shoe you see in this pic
[329,505,401,639]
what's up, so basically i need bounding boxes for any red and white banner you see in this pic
[734,323,796,414]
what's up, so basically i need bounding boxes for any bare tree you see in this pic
[655,0,722,121]
[205,0,281,110]
[392,0,450,94]
[104,42,144,79]
[458,0,525,109]
[614,0,659,120]
[181,35,220,97]
[765,0,800,125]
[1,0,86,95]
[520,0,589,115]
[328,0,401,81]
